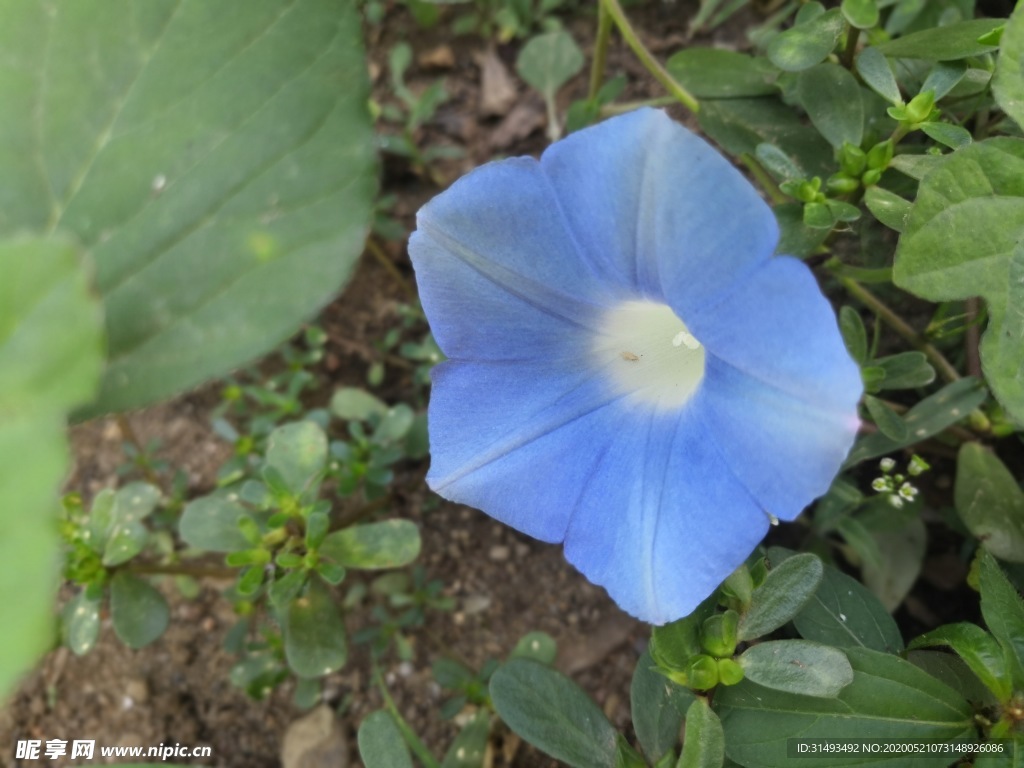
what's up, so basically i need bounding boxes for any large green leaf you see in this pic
[793,562,904,653]
[678,698,725,768]
[737,641,854,698]
[0,0,376,416]
[717,648,975,767]
[490,658,617,768]
[978,550,1024,689]
[893,139,1024,424]
[955,443,1024,563]
[738,553,823,641]
[0,236,103,695]
[994,2,1024,133]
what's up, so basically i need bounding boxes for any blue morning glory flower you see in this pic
[408,108,862,625]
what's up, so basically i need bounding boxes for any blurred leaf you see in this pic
[698,99,832,177]
[678,698,724,768]
[284,579,347,678]
[893,140,1024,423]
[864,186,911,232]
[861,516,926,612]
[796,63,864,148]
[738,640,853,697]
[978,550,1024,688]
[773,203,829,258]
[955,443,1024,563]
[767,9,844,72]
[490,658,617,768]
[630,651,694,763]
[793,562,904,653]
[863,396,908,442]
[874,351,936,390]
[515,30,584,100]
[180,492,251,552]
[922,61,969,101]
[717,648,974,767]
[837,515,884,571]
[0,1,377,416]
[0,236,103,694]
[738,553,823,641]
[103,519,149,567]
[920,122,972,149]
[841,0,879,30]
[994,2,1024,133]
[511,631,558,665]
[374,404,416,444]
[62,590,101,657]
[909,623,1012,702]
[876,18,1005,59]
[331,388,388,421]
[890,152,943,180]
[666,49,778,98]
[110,572,169,649]
[358,711,414,768]
[843,378,987,467]
[652,596,717,671]
[264,421,328,501]
[856,47,902,104]
[908,650,998,710]
[839,306,868,364]
[320,519,421,570]
[442,710,490,768]
[756,144,802,181]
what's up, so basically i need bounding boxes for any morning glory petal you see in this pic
[689,256,863,412]
[541,108,778,310]
[698,360,859,521]
[411,157,615,361]
[426,357,618,542]
[562,400,769,624]
[410,109,861,625]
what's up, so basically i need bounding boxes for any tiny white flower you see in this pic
[879,457,896,473]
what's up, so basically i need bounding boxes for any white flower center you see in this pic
[594,300,706,409]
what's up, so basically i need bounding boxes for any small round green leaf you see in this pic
[738,640,854,697]
[264,421,328,500]
[330,387,388,421]
[864,395,909,441]
[515,30,584,98]
[864,186,911,232]
[110,572,170,649]
[63,590,101,657]
[841,0,879,29]
[284,579,347,678]
[180,492,251,552]
[358,710,414,768]
[319,519,421,570]
[767,9,845,72]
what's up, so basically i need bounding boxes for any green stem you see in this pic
[740,153,787,205]
[840,25,860,70]
[373,662,442,768]
[588,0,613,102]
[600,0,699,113]
[837,275,961,383]
[600,96,675,116]
[366,236,415,301]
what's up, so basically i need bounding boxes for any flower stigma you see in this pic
[594,300,705,409]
